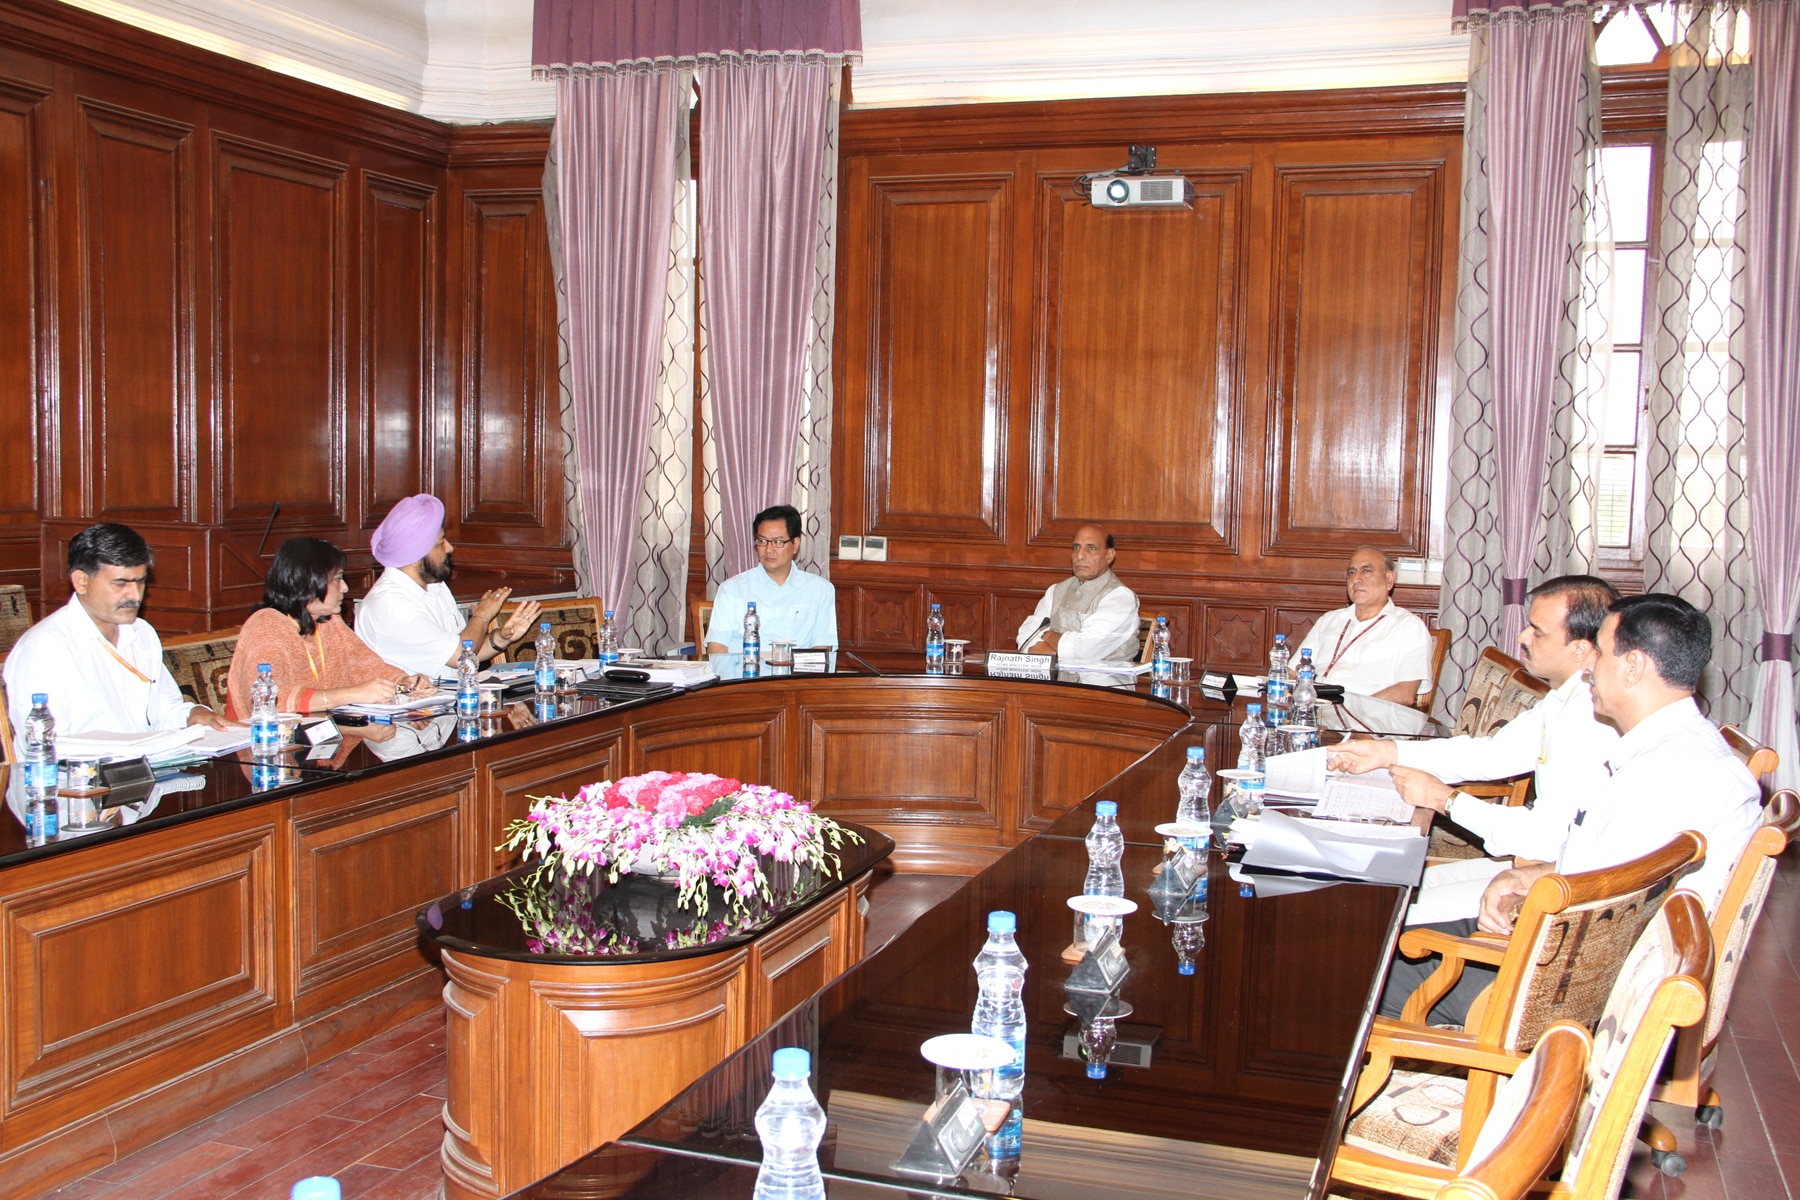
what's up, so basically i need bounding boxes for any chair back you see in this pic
[0,585,31,658]
[1562,891,1711,1197]
[504,596,603,662]
[1434,1022,1593,1200]
[1719,724,1778,795]
[1136,611,1164,664]
[1692,790,1798,1055]
[1415,626,1453,713]
[1486,668,1549,734]
[160,625,242,714]
[1451,648,1524,736]
[1476,832,1703,1057]
[691,599,714,651]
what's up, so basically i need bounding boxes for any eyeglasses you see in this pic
[754,537,794,548]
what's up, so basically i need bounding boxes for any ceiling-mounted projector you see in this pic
[1088,174,1193,208]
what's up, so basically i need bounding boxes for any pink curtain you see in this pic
[698,58,836,577]
[1482,9,1591,646]
[1745,0,1800,789]
[535,0,860,73]
[554,70,688,622]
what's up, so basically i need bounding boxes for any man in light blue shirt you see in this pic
[704,505,838,652]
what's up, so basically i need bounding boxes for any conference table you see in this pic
[0,649,1432,1197]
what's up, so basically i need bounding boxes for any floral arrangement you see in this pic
[500,770,862,919]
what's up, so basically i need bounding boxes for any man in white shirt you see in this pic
[1298,547,1434,704]
[1378,593,1761,1024]
[353,494,543,678]
[704,505,838,652]
[1015,525,1140,664]
[5,523,232,747]
[1329,575,1620,923]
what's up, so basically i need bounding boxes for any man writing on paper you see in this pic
[704,505,838,653]
[353,494,543,678]
[4,523,234,749]
[1016,524,1140,665]
[1328,575,1620,924]
[1375,593,1760,1025]
[1298,547,1434,704]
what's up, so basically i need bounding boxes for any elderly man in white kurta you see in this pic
[1298,546,1434,704]
[1015,524,1141,665]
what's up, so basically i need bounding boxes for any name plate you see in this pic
[986,651,1056,680]
[791,648,831,673]
[300,717,341,745]
[1198,670,1237,697]
[892,1078,988,1181]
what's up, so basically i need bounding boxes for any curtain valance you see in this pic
[533,0,861,77]
[1453,0,1595,31]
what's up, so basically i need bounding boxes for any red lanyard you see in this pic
[1325,613,1386,677]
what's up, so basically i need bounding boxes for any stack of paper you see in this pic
[60,727,206,760]
[1240,809,1427,886]
[1263,749,1418,825]
[630,659,715,685]
[334,690,455,717]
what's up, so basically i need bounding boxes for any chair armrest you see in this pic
[1366,1017,1529,1077]
[1397,926,1510,964]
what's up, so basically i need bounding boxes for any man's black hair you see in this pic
[1609,593,1712,692]
[67,522,153,575]
[753,505,802,540]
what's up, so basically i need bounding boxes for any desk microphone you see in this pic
[1021,618,1050,650]
[256,501,282,556]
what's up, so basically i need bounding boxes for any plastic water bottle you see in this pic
[22,693,57,839]
[1265,633,1291,726]
[743,602,761,676]
[534,622,557,694]
[598,610,620,666]
[1176,746,1211,850]
[971,911,1028,1104]
[1082,1012,1118,1080]
[1237,704,1265,770]
[1083,800,1126,898]
[250,664,280,757]
[457,639,480,716]
[925,603,945,671]
[1150,615,1172,683]
[752,1047,826,1200]
[291,1176,341,1200]
[1293,648,1318,726]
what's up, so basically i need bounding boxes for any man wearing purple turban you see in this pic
[352,494,542,678]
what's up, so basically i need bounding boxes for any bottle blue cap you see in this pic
[290,1178,342,1200]
[771,1047,810,1080]
[747,601,757,609]
[1246,704,1261,714]
[931,602,941,610]
[1187,746,1203,761]
[604,610,613,618]
[541,621,551,630]
[1157,615,1168,624]
[31,693,46,704]
[1275,633,1286,642]
[258,663,272,673]
[1095,800,1117,817]
[987,910,1016,934]
[1178,961,1196,976]
[1086,1061,1107,1079]
[462,639,474,648]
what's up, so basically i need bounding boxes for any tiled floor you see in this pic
[40,859,1799,1199]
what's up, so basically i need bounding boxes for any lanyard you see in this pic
[1325,613,1386,677]
[302,630,328,681]
[97,637,154,684]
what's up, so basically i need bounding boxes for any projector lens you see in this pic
[1105,178,1130,203]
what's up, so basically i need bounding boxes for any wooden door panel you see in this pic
[802,706,1001,829]
[629,707,787,792]
[0,77,47,524]
[361,172,436,526]
[483,726,625,874]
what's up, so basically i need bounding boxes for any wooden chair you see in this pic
[1136,611,1163,664]
[691,599,714,653]
[1344,833,1704,1171]
[160,625,243,714]
[1719,724,1778,796]
[0,584,31,658]
[1414,626,1453,713]
[1639,789,1799,1171]
[1336,891,1712,1199]
[498,596,604,662]
[1430,1022,1593,1200]
[1450,648,1522,737]
[1428,650,1549,861]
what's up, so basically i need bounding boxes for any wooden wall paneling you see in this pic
[1028,160,1247,552]
[288,769,474,1017]
[1201,604,1268,672]
[0,808,283,1144]
[1135,596,1199,664]
[990,589,1045,654]
[1264,157,1446,557]
[628,704,788,792]
[859,168,1012,544]
[852,584,921,650]
[1016,699,1186,834]
[360,170,437,527]
[213,132,347,531]
[76,97,195,523]
[1274,605,1331,648]
[0,74,48,536]
[481,723,626,874]
[923,588,987,650]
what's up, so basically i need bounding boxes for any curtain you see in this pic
[1743,0,1800,789]
[534,0,861,72]
[1436,8,1608,714]
[549,69,689,628]
[1645,4,1756,722]
[697,57,840,580]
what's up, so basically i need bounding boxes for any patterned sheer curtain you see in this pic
[1436,6,1611,715]
[1644,3,1755,721]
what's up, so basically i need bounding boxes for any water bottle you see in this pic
[971,911,1028,1106]
[534,622,557,694]
[1176,746,1211,851]
[1082,1012,1118,1080]
[598,609,620,666]
[743,602,761,676]
[250,664,281,757]
[1171,920,1206,976]
[1150,615,1172,683]
[1293,648,1318,727]
[1083,800,1126,898]
[457,639,480,716]
[291,1177,341,1200]
[753,1047,826,1200]
[1236,705,1265,770]
[457,716,480,744]
[1265,633,1291,726]
[23,693,57,839]
[925,603,945,671]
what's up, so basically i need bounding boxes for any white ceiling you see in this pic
[55,0,1472,123]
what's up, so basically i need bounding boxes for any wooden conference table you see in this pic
[0,651,1427,1196]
